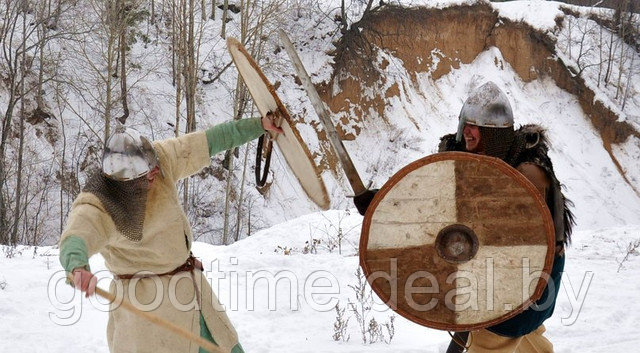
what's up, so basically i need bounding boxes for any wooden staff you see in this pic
[66,274,222,353]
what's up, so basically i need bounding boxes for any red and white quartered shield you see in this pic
[360,152,555,331]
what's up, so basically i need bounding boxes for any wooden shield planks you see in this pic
[360,152,555,331]
[227,37,330,210]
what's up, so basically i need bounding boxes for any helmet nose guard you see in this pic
[102,126,159,181]
[456,81,514,142]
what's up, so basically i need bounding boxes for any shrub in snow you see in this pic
[302,237,321,254]
[617,238,640,273]
[347,268,395,344]
[315,210,358,255]
[2,246,22,259]
[382,315,396,344]
[274,245,294,255]
[332,302,350,342]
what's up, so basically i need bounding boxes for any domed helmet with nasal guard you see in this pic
[102,126,158,181]
[455,81,514,142]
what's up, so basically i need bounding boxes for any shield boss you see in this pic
[359,152,555,331]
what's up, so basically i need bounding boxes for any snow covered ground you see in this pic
[1,210,639,352]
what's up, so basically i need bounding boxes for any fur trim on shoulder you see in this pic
[516,124,549,150]
[514,124,575,244]
[563,197,576,245]
[438,133,466,152]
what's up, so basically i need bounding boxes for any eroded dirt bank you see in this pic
[314,3,639,195]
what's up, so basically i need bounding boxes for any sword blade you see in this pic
[278,29,366,196]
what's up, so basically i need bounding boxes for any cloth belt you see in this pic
[113,253,204,280]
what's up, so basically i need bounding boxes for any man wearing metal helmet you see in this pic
[354,82,574,353]
[59,114,282,353]
[439,82,574,353]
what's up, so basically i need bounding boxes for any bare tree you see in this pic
[10,5,29,246]
[62,0,151,140]
[575,18,600,75]
[604,22,617,85]
[0,0,26,244]
[598,17,605,86]
[151,0,156,24]
[1,0,71,245]
[614,0,638,100]
[222,0,285,244]
[0,0,82,245]
[171,0,205,211]
[221,0,229,38]
[117,0,130,124]
[35,0,50,112]
[621,51,635,110]
[222,75,247,244]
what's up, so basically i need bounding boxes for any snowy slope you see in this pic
[317,47,640,230]
[270,0,640,232]
[1,0,638,245]
[1,211,639,352]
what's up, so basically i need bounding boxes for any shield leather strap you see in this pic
[255,134,273,187]
[360,152,555,331]
[227,37,330,210]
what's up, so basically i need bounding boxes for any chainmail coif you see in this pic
[478,126,515,161]
[83,171,149,242]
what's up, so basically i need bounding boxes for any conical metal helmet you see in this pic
[456,82,514,142]
[102,126,158,181]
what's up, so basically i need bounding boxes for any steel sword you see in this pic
[278,29,367,196]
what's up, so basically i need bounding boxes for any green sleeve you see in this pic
[59,236,91,273]
[205,118,265,157]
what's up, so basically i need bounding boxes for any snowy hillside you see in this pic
[1,0,639,246]
[288,0,640,231]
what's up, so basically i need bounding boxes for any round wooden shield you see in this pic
[227,37,330,210]
[360,152,555,331]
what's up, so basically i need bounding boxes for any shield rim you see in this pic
[359,151,555,331]
[227,37,330,210]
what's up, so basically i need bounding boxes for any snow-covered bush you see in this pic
[302,236,321,254]
[274,245,294,255]
[347,268,395,345]
[332,302,350,342]
[314,210,359,255]
[617,238,640,272]
[2,245,22,259]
